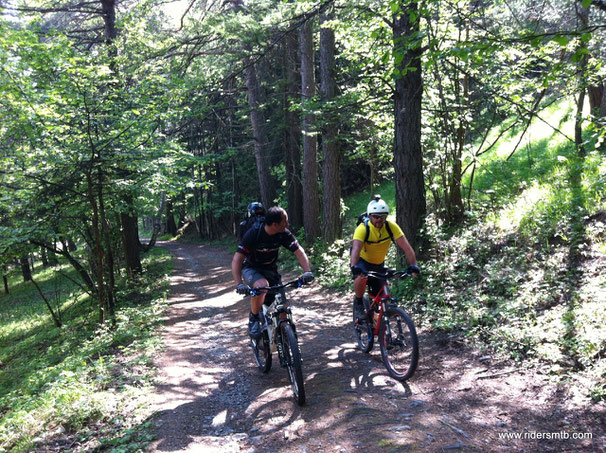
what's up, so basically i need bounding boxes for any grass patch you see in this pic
[0,247,172,452]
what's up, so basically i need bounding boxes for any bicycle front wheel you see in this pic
[252,331,272,373]
[280,322,305,406]
[379,306,419,381]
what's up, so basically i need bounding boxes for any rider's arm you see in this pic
[231,252,246,286]
[395,235,417,266]
[350,239,363,267]
[293,248,312,273]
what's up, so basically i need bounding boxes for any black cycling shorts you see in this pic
[355,258,386,297]
[242,266,282,305]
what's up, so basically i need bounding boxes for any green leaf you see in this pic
[530,37,542,48]
[553,35,569,47]
[394,51,404,65]
[582,0,592,8]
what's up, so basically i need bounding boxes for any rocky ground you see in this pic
[147,241,605,453]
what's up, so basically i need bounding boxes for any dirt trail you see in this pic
[148,241,605,452]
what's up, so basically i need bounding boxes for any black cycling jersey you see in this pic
[237,222,300,270]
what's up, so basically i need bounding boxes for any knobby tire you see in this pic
[252,331,272,373]
[379,306,419,381]
[280,322,305,406]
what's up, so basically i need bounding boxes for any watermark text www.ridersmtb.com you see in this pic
[498,431,593,440]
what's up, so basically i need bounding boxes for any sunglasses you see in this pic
[370,214,387,220]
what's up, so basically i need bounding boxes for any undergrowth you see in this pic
[0,247,172,452]
[310,102,606,403]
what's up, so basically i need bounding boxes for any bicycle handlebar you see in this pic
[363,269,413,280]
[246,278,308,296]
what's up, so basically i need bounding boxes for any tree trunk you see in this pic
[575,4,589,158]
[166,198,178,236]
[447,20,469,224]
[99,192,115,322]
[40,246,49,267]
[101,0,118,44]
[300,16,321,240]
[87,169,107,324]
[588,81,606,151]
[3,264,9,294]
[393,2,426,251]
[588,83,603,115]
[320,9,341,242]
[245,60,275,208]
[284,30,304,230]
[48,244,59,266]
[120,194,143,278]
[20,256,32,282]
[599,81,606,152]
[67,238,77,252]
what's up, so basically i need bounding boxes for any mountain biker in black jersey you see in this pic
[232,206,314,338]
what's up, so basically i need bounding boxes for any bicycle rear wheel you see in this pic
[379,306,419,381]
[280,322,305,406]
[353,296,373,352]
[252,331,272,373]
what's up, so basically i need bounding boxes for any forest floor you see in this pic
[147,241,605,453]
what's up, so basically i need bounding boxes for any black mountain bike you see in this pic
[353,269,419,381]
[245,279,308,406]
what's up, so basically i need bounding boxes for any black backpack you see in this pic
[239,215,265,241]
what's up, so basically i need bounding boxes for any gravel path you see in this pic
[148,240,605,452]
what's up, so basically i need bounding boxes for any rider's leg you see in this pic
[251,278,269,315]
[353,275,367,299]
[353,275,368,320]
[242,267,270,338]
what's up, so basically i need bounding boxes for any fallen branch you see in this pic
[476,369,516,380]
[439,418,470,439]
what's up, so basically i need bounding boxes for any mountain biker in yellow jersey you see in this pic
[350,196,419,321]
[232,206,314,338]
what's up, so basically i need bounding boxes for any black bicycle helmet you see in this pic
[247,202,265,218]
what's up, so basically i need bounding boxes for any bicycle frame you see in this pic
[262,295,294,355]
[249,279,302,361]
[367,282,390,336]
[362,269,411,335]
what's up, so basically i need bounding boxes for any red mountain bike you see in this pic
[353,268,419,381]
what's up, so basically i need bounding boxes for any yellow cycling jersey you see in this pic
[353,219,403,264]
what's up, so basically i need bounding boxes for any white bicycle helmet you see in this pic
[367,195,389,215]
